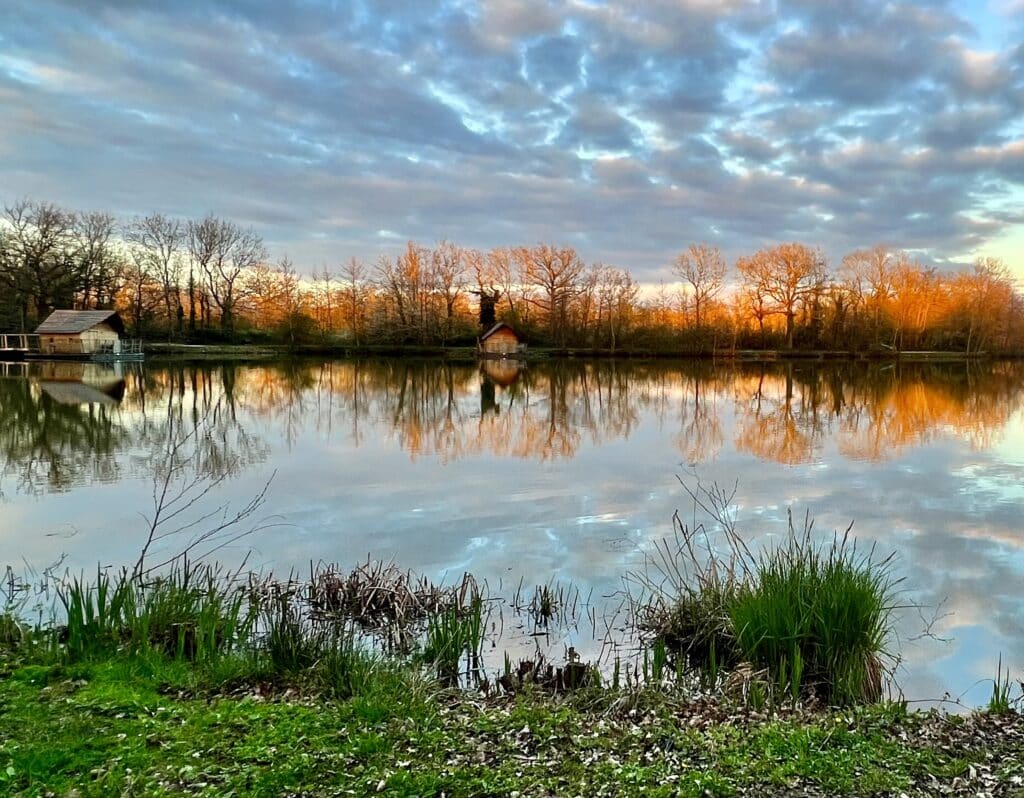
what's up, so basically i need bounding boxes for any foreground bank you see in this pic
[1,650,1023,797]
[2,550,1023,797]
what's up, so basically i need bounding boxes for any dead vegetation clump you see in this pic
[306,558,482,630]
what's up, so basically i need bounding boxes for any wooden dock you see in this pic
[0,334,40,360]
[0,333,144,362]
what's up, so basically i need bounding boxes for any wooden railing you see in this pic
[0,334,40,353]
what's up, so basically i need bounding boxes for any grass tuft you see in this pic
[632,483,899,706]
[56,563,253,663]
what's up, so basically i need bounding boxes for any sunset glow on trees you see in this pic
[1,199,1021,354]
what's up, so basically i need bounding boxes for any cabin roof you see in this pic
[35,310,125,336]
[480,322,517,342]
[38,381,121,405]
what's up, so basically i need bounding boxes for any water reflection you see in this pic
[0,363,128,494]
[3,360,1024,494]
[0,361,270,495]
[1,357,1023,703]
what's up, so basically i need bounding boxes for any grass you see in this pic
[729,527,894,705]
[989,654,1024,714]
[634,486,899,706]
[1,649,1021,797]
[56,563,253,663]
[1,553,1022,796]
[422,596,485,685]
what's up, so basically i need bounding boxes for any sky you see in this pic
[1,0,1023,283]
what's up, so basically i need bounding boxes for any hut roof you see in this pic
[39,381,121,405]
[480,322,518,342]
[35,310,125,336]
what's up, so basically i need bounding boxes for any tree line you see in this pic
[1,198,1021,353]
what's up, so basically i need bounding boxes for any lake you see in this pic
[1,356,1023,706]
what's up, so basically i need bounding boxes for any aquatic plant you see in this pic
[422,597,485,686]
[631,480,899,706]
[729,523,896,704]
[57,564,253,662]
[131,563,252,661]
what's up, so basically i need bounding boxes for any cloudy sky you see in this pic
[2,0,1023,281]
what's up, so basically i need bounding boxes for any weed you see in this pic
[132,563,252,661]
[423,597,485,685]
[730,521,896,705]
[0,611,25,649]
[261,590,323,675]
[56,564,253,663]
[629,482,898,706]
[57,568,134,660]
[988,654,1017,714]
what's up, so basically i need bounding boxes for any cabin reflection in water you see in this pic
[4,360,1024,490]
[480,359,523,416]
[36,362,127,406]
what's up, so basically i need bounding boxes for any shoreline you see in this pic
[2,554,1022,795]
[140,341,1022,363]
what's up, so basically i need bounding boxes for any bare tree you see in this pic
[594,263,638,350]
[340,257,368,343]
[3,200,78,322]
[74,211,121,310]
[840,245,898,347]
[672,243,726,329]
[432,240,466,342]
[122,244,163,336]
[737,243,827,349]
[517,244,585,345]
[124,213,183,334]
[188,214,266,332]
[378,242,432,343]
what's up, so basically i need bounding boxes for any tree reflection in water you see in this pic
[0,362,270,498]
[3,359,1024,497]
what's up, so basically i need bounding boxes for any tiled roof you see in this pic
[35,310,124,335]
[480,322,517,341]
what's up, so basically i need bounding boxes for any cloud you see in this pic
[0,0,1022,279]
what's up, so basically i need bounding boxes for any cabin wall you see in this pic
[41,335,83,355]
[80,325,119,353]
[482,329,519,355]
[40,324,119,355]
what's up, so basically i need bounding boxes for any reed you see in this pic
[261,590,323,675]
[57,569,134,660]
[631,482,898,706]
[729,525,896,705]
[56,564,253,663]
[422,597,485,686]
[132,564,252,662]
[317,629,380,699]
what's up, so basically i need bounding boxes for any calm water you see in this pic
[2,357,1023,705]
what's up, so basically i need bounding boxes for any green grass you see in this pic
[645,515,898,706]
[421,597,484,685]
[56,563,253,663]
[2,649,1020,797]
[2,554,1020,795]
[729,530,895,705]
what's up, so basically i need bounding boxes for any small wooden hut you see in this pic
[35,310,126,356]
[479,322,522,357]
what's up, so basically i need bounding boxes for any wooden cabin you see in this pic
[479,322,522,357]
[35,310,126,356]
